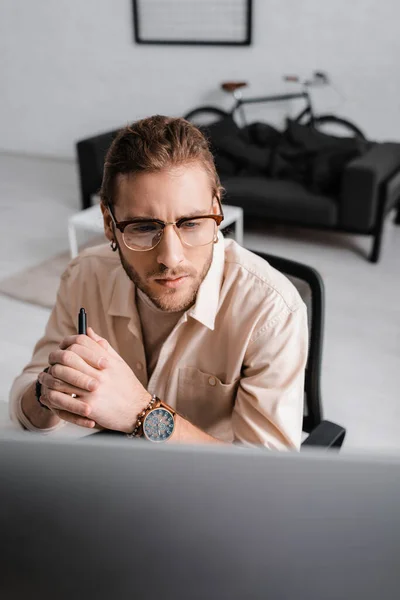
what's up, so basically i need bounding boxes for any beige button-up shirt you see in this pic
[10,235,308,449]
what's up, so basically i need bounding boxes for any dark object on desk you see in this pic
[251,251,345,450]
[1,434,399,600]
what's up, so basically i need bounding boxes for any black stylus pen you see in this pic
[78,307,87,335]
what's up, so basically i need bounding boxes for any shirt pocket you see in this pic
[177,367,239,441]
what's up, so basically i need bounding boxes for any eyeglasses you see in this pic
[107,199,224,252]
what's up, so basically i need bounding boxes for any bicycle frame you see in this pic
[184,71,366,142]
[230,89,314,127]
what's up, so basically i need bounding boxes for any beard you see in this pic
[116,242,214,313]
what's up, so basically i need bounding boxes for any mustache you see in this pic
[151,273,190,280]
[147,268,194,280]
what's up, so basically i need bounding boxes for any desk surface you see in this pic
[0,401,15,432]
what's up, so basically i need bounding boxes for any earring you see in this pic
[110,240,117,252]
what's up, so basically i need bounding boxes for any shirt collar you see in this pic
[107,264,142,339]
[107,231,225,333]
[186,230,225,331]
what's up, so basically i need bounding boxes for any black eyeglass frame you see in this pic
[106,198,225,251]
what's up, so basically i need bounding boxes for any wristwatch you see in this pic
[129,396,176,443]
[144,398,176,443]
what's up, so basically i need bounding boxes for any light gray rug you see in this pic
[0,238,105,309]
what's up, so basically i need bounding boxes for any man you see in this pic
[10,115,308,448]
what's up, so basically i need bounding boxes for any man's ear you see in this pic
[100,202,114,243]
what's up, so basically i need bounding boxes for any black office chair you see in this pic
[250,250,346,450]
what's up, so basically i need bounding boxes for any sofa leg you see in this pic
[369,186,390,263]
[395,204,400,225]
[81,193,92,211]
[369,232,381,263]
[369,209,385,263]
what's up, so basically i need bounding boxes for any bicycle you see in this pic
[184,71,366,139]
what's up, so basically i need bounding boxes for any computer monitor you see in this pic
[0,433,399,599]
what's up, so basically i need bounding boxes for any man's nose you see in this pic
[156,225,185,270]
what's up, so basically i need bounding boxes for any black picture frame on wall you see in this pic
[133,0,253,46]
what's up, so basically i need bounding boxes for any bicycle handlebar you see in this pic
[283,71,329,86]
[283,75,300,83]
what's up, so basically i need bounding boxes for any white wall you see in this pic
[1,0,399,158]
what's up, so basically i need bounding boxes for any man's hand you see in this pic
[39,327,151,433]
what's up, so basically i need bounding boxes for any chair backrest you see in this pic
[250,250,325,433]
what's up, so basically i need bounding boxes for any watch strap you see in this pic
[157,400,176,417]
[35,367,50,410]
[127,394,158,438]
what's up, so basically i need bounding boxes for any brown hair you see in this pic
[100,115,223,206]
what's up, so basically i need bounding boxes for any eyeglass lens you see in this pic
[123,218,216,250]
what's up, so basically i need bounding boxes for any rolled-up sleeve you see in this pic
[232,301,308,450]
[9,265,77,431]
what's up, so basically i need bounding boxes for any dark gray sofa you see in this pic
[76,129,400,263]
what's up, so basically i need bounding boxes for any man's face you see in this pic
[102,163,220,313]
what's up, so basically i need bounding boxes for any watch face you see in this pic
[143,407,175,443]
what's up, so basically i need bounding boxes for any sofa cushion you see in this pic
[202,115,269,175]
[221,176,338,227]
[284,120,371,195]
[285,119,364,151]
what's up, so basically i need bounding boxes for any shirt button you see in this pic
[208,376,216,386]
[136,362,143,371]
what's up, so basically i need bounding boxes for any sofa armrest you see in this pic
[301,420,346,450]
[340,142,400,231]
[76,129,119,210]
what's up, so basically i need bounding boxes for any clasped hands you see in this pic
[38,327,151,433]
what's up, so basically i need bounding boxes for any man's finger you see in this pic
[59,334,104,353]
[55,409,96,429]
[46,364,98,393]
[87,327,121,359]
[87,327,109,349]
[39,371,92,398]
[49,347,108,372]
[41,387,92,418]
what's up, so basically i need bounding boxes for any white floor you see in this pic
[0,153,399,453]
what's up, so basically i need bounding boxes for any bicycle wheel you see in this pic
[305,114,367,140]
[183,106,231,127]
